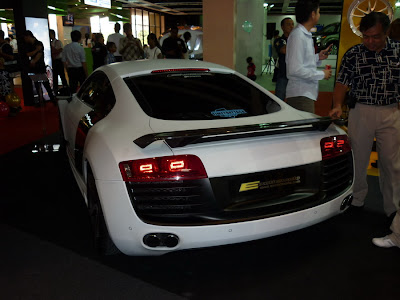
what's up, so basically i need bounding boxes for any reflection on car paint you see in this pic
[75,111,106,174]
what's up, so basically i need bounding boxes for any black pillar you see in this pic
[1,0,49,106]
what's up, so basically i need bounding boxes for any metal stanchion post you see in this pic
[29,73,50,153]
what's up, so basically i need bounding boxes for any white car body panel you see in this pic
[59,59,353,256]
[96,179,351,256]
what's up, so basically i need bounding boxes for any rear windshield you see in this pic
[124,72,281,120]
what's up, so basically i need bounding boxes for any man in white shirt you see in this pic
[62,30,88,93]
[50,29,68,94]
[285,0,332,113]
[9,35,17,53]
[107,23,124,62]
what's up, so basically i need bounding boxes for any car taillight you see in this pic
[320,135,351,160]
[119,155,208,182]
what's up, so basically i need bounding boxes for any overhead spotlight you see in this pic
[270,4,275,8]
[264,3,268,7]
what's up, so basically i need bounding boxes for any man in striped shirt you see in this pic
[329,12,400,248]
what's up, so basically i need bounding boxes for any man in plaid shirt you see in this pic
[329,12,400,249]
[119,23,144,61]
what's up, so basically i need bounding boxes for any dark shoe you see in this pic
[387,212,396,227]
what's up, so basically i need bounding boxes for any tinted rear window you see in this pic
[124,72,281,120]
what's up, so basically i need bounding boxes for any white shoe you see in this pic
[372,236,397,248]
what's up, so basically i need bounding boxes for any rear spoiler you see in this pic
[134,116,338,149]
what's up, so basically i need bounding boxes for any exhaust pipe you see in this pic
[143,233,179,248]
[143,234,161,247]
[340,194,353,210]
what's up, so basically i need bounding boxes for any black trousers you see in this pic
[52,59,68,92]
[67,67,86,94]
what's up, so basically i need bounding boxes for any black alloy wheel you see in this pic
[87,167,120,255]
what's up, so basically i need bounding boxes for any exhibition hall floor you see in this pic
[0,84,399,299]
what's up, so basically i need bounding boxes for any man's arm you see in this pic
[275,39,286,54]
[136,39,144,57]
[286,33,326,81]
[26,44,43,58]
[118,38,127,54]
[318,44,333,61]
[328,82,348,119]
[30,50,42,66]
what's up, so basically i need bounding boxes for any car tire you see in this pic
[58,112,67,150]
[87,167,120,256]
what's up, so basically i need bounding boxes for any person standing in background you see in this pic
[162,26,187,59]
[119,23,144,61]
[246,57,256,81]
[271,29,280,82]
[0,30,14,63]
[285,0,332,113]
[91,33,107,70]
[50,29,68,95]
[23,30,56,106]
[82,33,92,48]
[62,30,87,93]
[182,31,192,59]
[105,42,117,64]
[107,23,124,62]
[9,35,18,53]
[145,33,163,59]
[274,18,294,100]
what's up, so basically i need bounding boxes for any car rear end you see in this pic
[102,62,354,255]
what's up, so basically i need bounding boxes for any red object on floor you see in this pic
[0,87,59,155]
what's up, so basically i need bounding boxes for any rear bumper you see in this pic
[97,180,352,256]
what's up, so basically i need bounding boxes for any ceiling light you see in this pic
[263,3,268,7]
[396,1,400,7]
[270,4,274,8]
[48,6,56,10]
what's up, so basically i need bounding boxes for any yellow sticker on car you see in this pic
[239,181,260,192]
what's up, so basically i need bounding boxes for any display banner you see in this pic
[84,0,111,9]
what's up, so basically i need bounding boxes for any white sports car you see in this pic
[58,59,353,256]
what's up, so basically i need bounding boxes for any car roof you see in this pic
[100,59,234,78]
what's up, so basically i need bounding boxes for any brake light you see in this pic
[151,68,210,73]
[320,135,351,160]
[119,155,208,182]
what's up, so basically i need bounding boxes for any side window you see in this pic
[77,73,99,107]
[77,71,116,115]
[94,79,116,116]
